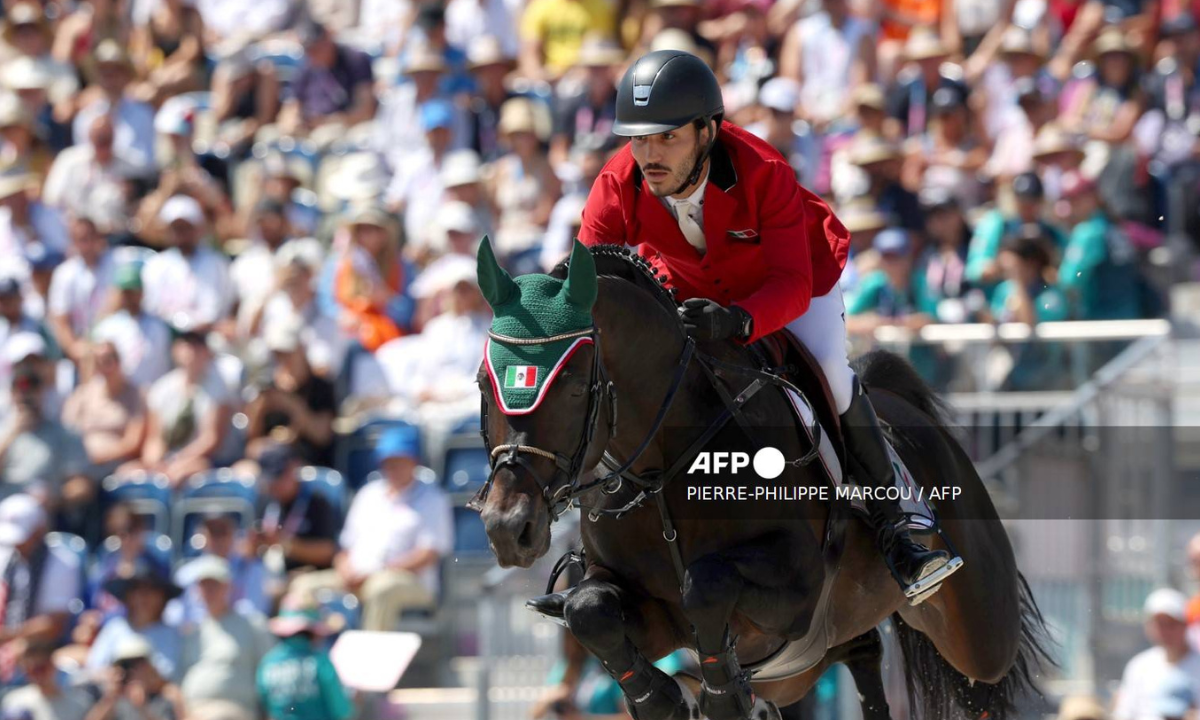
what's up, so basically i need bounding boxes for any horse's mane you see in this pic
[550,244,679,313]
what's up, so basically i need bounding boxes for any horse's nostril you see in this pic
[517,521,534,549]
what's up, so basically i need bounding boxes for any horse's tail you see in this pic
[851,349,952,426]
[891,568,1056,720]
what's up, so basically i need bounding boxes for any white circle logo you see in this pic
[753,447,785,479]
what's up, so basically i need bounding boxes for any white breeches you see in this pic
[784,285,855,414]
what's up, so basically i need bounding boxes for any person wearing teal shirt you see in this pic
[845,229,939,328]
[257,608,352,720]
[1056,172,1143,321]
[845,229,947,385]
[988,234,1069,390]
[966,172,1066,299]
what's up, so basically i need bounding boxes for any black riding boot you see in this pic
[842,377,956,604]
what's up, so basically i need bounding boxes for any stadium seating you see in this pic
[100,472,174,537]
[297,466,349,530]
[173,469,258,553]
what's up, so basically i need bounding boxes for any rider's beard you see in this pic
[644,137,705,198]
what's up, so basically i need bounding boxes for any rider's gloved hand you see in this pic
[679,298,748,341]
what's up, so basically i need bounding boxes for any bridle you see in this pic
[468,325,697,522]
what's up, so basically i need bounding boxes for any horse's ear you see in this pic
[562,239,597,310]
[477,235,517,307]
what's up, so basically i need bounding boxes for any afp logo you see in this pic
[687,447,787,479]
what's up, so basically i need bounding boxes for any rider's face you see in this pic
[631,122,708,198]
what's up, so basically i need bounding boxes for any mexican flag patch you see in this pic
[504,366,539,389]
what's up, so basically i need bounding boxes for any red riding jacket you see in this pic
[578,122,850,343]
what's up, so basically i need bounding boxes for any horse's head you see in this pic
[473,238,614,568]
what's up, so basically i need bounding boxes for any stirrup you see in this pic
[903,555,964,605]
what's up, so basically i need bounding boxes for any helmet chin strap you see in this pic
[669,117,718,197]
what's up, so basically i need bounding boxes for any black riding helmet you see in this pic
[614,50,724,191]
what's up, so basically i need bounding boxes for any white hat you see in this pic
[0,92,30,128]
[4,331,46,364]
[264,316,302,353]
[1,56,51,92]
[159,195,205,227]
[112,634,154,663]
[154,95,197,136]
[440,150,482,188]
[435,201,480,235]
[758,77,800,114]
[180,554,232,584]
[1144,588,1188,621]
[274,238,324,272]
[409,254,478,299]
[0,494,46,546]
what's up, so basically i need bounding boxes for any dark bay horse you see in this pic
[474,242,1052,720]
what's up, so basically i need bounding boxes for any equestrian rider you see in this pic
[562,50,961,602]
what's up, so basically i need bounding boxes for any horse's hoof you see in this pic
[626,674,699,720]
[748,696,783,720]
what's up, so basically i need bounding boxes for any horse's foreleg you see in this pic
[682,531,818,720]
[564,572,699,720]
[838,629,893,720]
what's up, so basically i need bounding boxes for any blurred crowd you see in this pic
[0,0,1199,716]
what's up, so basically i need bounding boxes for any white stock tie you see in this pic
[675,200,707,254]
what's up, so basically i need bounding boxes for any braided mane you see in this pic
[550,244,679,312]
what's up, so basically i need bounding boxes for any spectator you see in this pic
[0,169,68,263]
[1,56,72,156]
[1,640,89,720]
[518,0,617,81]
[333,205,415,352]
[988,232,1069,389]
[550,37,622,166]
[61,341,147,479]
[253,246,343,377]
[248,154,317,238]
[1030,123,1088,203]
[640,0,715,60]
[0,360,92,513]
[72,41,157,179]
[539,144,604,271]
[86,560,184,681]
[0,330,61,422]
[1060,28,1144,147]
[52,0,130,69]
[440,150,495,241]
[463,36,519,163]
[93,263,173,390]
[230,200,296,338]
[488,97,561,264]
[172,514,271,626]
[47,211,115,364]
[132,330,237,488]
[385,98,459,250]
[142,196,234,334]
[0,495,83,671]
[280,22,376,139]
[291,425,452,632]
[128,0,206,106]
[985,77,1059,183]
[388,258,488,414]
[257,603,351,720]
[848,134,925,233]
[178,555,273,716]
[245,444,338,574]
[778,0,876,129]
[967,171,1065,294]
[209,52,280,157]
[85,506,169,618]
[406,2,473,96]
[1114,589,1200,720]
[0,2,78,115]
[885,27,969,139]
[21,242,67,323]
[0,91,48,177]
[905,87,987,207]
[86,634,187,720]
[1057,170,1143,320]
[846,229,937,336]
[917,188,980,323]
[374,49,455,176]
[745,77,821,185]
[446,0,519,58]
[243,325,335,467]
[0,276,53,373]
[42,114,135,226]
